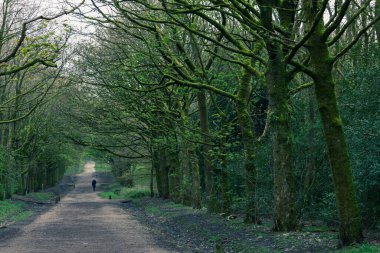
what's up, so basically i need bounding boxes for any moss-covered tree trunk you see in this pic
[189,145,201,209]
[152,147,163,197]
[303,88,316,207]
[234,66,258,223]
[258,2,297,231]
[220,152,231,214]
[304,3,363,244]
[197,90,217,212]
[167,145,181,203]
[178,106,195,206]
[180,146,192,206]
[150,161,154,197]
[308,40,363,245]
[159,148,170,199]
[266,52,297,231]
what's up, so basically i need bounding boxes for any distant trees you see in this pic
[0,0,83,199]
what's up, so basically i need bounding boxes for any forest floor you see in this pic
[124,197,379,253]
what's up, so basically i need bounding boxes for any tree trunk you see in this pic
[266,50,297,231]
[197,90,217,212]
[303,88,316,207]
[234,66,258,223]
[189,146,201,209]
[150,161,154,197]
[220,152,231,214]
[310,51,363,245]
[167,145,181,203]
[258,1,298,231]
[152,148,163,197]
[180,142,192,206]
[306,11,363,244]
[159,148,170,199]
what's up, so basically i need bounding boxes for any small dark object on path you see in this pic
[55,195,60,204]
[92,179,97,192]
[109,195,112,200]
[120,200,131,204]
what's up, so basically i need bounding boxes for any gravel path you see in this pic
[0,162,177,253]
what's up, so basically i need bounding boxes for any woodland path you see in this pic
[0,162,177,253]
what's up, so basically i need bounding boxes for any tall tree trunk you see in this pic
[235,66,258,223]
[189,145,201,209]
[258,2,297,231]
[220,152,231,214]
[305,5,363,244]
[152,147,163,197]
[303,88,316,207]
[167,145,181,203]
[150,158,154,197]
[179,107,195,206]
[159,148,170,199]
[180,141,192,206]
[266,51,297,231]
[309,50,363,245]
[197,90,217,212]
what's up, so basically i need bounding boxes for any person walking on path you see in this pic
[92,179,97,192]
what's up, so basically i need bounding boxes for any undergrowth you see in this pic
[99,183,150,200]
[26,192,55,201]
[0,200,30,226]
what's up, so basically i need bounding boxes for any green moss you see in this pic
[278,113,288,124]
[333,117,343,127]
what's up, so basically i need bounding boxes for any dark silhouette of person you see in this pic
[92,179,97,192]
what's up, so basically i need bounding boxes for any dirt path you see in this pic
[0,162,177,253]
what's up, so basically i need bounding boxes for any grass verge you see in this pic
[99,183,150,200]
[26,192,55,201]
[0,200,31,226]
